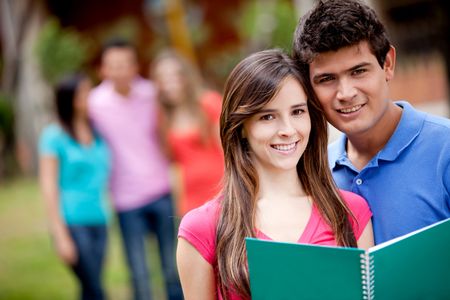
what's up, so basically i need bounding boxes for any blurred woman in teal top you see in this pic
[39,73,110,300]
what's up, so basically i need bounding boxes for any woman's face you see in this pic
[242,77,311,175]
[153,58,186,105]
[74,78,92,116]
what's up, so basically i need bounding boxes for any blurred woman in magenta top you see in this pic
[151,50,224,216]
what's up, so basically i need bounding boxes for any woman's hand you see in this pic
[54,230,78,265]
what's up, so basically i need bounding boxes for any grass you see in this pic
[0,177,166,299]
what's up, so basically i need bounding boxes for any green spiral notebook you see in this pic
[246,218,450,300]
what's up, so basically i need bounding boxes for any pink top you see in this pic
[178,190,372,299]
[88,77,171,211]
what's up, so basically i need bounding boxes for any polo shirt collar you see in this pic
[329,134,347,169]
[377,101,424,161]
[330,101,425,168]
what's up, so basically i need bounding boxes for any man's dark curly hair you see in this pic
[292,0,391,68]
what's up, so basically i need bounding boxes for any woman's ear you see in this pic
[241,128,247,139]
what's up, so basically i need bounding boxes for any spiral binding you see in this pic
[360,253,375,299]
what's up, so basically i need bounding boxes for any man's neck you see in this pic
[114,84,131,97]
[346,103,403,170]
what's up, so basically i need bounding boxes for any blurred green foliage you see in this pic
[202,0,298,87]
[34,18,92,84]
[239,0,298,51]
[270,0,299,51]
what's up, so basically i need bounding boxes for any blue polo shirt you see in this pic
[39,124,111,225]
[329,101,450,244]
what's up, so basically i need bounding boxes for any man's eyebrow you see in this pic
[312,62,372,81]
[312,72,333,82]
[348,62,371,71]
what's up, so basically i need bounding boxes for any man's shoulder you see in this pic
[399,100,450,130]
[416,109,450,145]
[89,81,112,104]
[133,77,156,97]
[423,113,450,131]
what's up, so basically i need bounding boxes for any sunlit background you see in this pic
[0,0,448,299]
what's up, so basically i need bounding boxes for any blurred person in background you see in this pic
[39,73,111,300]
[88,39,182,300]
[151,49,224,216]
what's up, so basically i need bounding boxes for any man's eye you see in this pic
[318,75,334,83]
[352,68,366,75]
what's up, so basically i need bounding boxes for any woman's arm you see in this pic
[177,238,216,300]
[39,156,77,265]
[357,219,374,250]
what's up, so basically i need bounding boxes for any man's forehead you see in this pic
[310,42,375,70]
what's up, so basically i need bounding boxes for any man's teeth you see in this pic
[272,143,296,151]
[339,105,362,113]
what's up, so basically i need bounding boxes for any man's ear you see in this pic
[384,45,396,82]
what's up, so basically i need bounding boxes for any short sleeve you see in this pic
[200,91,222,125]
[339,190,372,239]
[178,198,220,265]
[39,125,61,158]
[444,160,450,203]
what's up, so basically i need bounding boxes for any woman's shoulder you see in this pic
[178,197,221,265]
[338,189,368,210]
[180,197,221,232]
[41,123,63,135]
[201,90,222,102]
[40,123,68,144]
[39,124,69,155]
[200,90,222,119]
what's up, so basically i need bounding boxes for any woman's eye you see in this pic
[292,109,304,116]
[260,114,274,121]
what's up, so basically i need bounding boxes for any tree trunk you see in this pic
[1,0,53,175]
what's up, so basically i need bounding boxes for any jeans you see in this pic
[118,193,183,300]
[69,225,108,300]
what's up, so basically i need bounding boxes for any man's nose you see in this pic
[336,77,357,101]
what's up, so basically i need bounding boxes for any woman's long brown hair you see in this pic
[217,49,357,299]
[150,50,211,158]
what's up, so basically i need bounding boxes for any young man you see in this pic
[88,39,182,300]
[293,0,450,244]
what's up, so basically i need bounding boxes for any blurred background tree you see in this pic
[35,18,92,85]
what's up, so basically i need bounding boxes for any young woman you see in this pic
[151,50,224,216]
[39,74,110,300]
[176,49,374,300]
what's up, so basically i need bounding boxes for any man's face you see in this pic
[101,47,138,89]
[309,41,395,138]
